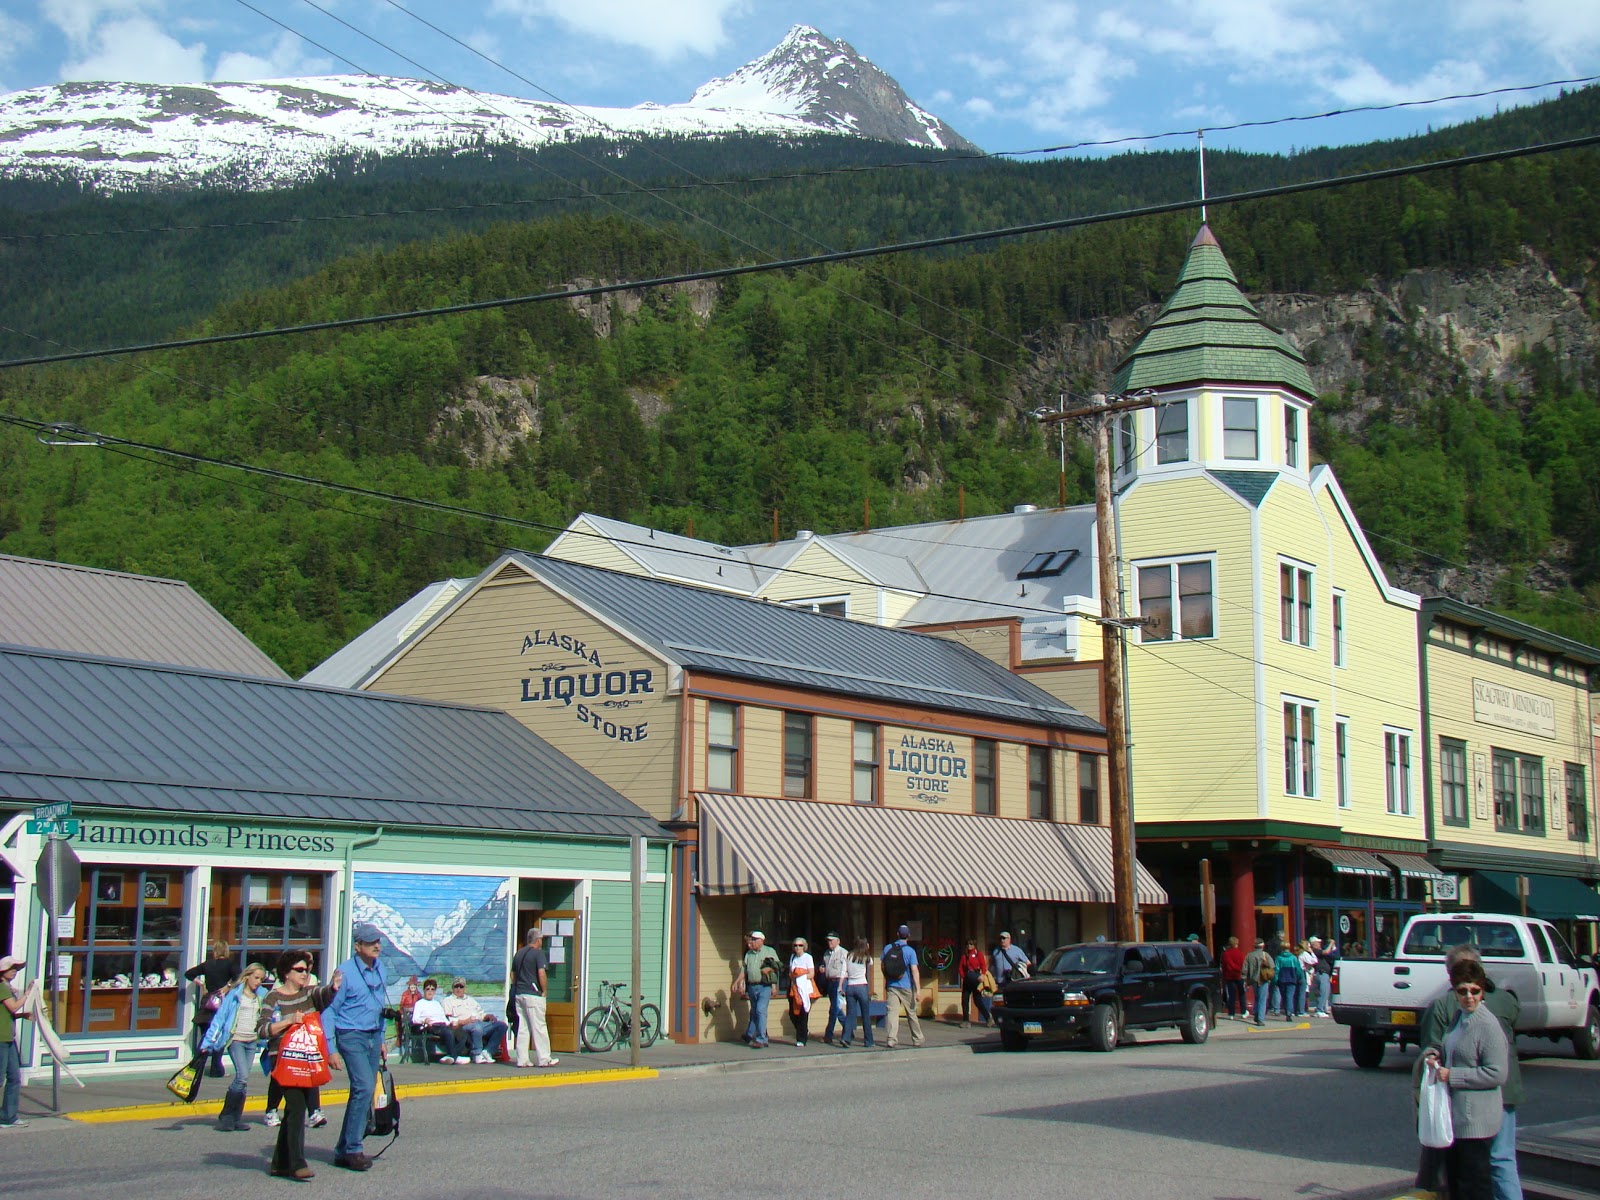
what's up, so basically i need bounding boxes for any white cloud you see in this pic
[59,15,207,83]
[1315,58,1493,108]
[1456,0,1600,70]
[0,11,35,70]
[488,0,747,59]
[41,0,153,45]
[213,31,329,82]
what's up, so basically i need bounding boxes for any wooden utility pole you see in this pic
[1041,389,1159,942]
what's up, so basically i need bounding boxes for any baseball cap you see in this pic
[825,932,840,940]
[897,924,910,938]
[0,955,23,972]
[748,930,764,939]
[1309,936,1323,944]
[353,922,382,944]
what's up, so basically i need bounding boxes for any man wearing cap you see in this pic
[323,923,388,1171]
[881,925,924,1049]
[819,933,849,1044]
[737,931,781,1048]
[1311,938,1338,1017]
[991,932,1029,985]
[442,977,509,1064]
[0,955,29,1128]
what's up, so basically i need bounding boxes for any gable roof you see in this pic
[0,643,665,840]
[1110,224,1317,399]
[508,554,1101,734]
[0,553,287,679]
[302,577,471,688]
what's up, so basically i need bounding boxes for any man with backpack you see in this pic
[880,925,924,1049]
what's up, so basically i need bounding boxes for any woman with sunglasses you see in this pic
[1421,957,1509,1200]
[257,951,340,1181]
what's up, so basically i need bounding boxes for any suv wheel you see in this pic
[1350,1029,1386,1069]
[999,1028,1028,1052]
[1087,1004,1118,1053]
[1572,1004,1600,1061]
[1179,998,1210,1044]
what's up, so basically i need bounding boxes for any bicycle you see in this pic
[580,980,661,1052]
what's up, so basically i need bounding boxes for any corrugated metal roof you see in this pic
[517,555,1101,733]
[0,644,665,841]
[0,554,287,679]
[302,578,472,688]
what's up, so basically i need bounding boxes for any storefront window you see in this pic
[61,866,187,1036]
[209,871,327,972]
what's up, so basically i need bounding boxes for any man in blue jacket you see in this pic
[324,923,388,1171]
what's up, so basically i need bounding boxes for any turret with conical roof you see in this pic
[1110,225,1315,400]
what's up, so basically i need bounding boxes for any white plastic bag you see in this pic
[1418,1061,1455,1149]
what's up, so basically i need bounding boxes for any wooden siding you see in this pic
[548,519,653,575]
[696,895,760,1043]
[585,878,668,1024]
[364,568,681,818]
[755,541,880,617]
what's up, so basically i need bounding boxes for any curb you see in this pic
[65,1067,657,1125]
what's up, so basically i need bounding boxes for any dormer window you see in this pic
[1223,397,1258,459]
[1156,400,1189,463]
[1018,550,1079,580]
[1285,406,1301,468]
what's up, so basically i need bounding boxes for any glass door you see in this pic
[533,910,580,1055]
[1256,905,1290,950]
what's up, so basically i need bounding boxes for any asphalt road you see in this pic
[6,1020,1598,1199]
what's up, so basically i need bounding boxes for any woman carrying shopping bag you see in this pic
[1419,956,1509,1200]
[258,949,340,1181]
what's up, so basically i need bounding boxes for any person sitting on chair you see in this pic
[441,977,509,1064]
[410,979,466,1063]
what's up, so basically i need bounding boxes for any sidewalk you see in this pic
[13,1011,1309,1124]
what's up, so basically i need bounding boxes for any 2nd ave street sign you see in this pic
[26,818,81,837]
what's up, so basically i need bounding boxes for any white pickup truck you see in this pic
[1331,911,1600,1068]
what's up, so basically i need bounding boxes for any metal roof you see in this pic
[515,555,1102,733]
[302,578,472,688]
[0,553,287,679]
[1110,225,1317,399]
[0,643,665,841]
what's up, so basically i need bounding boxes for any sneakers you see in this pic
[474,1051,494,1064]
[0,1119,27,1128]
[452,1056,472,1065]
[307,1109,328,1129]
[264,1109,282,1127]
[537,1057,560,1066]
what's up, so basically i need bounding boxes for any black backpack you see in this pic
[365,1063,400,1154]
[881,942,909,984]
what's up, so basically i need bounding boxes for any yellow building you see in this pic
[1419,598,1600,951]
[350,551,1161,1042]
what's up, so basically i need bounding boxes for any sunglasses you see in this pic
[287,965,309,973]
[1455,985,1484,996]
[452,984,466,989]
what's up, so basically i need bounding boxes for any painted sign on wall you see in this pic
[517,629,657,743]
[885,733,969,807]
[1472,678,1556,739]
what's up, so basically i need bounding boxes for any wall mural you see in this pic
[350,872,513,1000]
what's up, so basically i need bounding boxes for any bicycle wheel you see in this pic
[580,1005,618,1052]
[637,1003,661,1048]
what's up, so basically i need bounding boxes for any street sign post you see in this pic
[34,835,80,1114]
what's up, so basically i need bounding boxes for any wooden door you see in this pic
[536,910,581,1054]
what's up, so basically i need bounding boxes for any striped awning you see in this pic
[695,792,1167,906]
[1309,846,1391,877]
[1381,853,1449,881]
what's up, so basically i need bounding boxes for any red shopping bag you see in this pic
[271,1012,333,1088]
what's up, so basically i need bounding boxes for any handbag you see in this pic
[978,970,997,995]
[270,1012,333,1089]
[165,1052,205,1103]
[366,1063,401,1158]
[1417,1061,1454,1149]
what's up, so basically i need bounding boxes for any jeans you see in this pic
[226,1039,255,1096]
[884,986,924,1047]
[416,1021,462,1059]
[744,983,772,1045]
[1490,1107,1521,1200]
[1315,973,1332,1014]
[514,994,552,1065]
[460,1019,507,1057]
[840,983,872,1046]
[0,1040,20,1125]
[1252,981,1270,1024]
[1223,979,1246,1017]
[961,973,992,1023]
[332,1027,382,1158]
[1274,979,1300,1017]
[822,981,843,1041]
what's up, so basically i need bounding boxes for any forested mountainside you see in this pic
[1,90,1599,674]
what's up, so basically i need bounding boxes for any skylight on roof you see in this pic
[1017,550,1079,580]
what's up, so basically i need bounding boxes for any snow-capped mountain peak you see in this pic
[0,28,977,193]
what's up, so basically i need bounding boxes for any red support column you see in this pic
[1230,849,1255,947]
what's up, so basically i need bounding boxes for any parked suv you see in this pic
[991,940,1221,1052]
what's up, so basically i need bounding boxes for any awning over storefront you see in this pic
[1309,846,1391,877]
[1381,853,1450,881]
[695,792,1167,905]
[1471,870,1600,922]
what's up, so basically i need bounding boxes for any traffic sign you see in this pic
[35,837,82,918]
[32,801,72,823]
[25,819,80,837]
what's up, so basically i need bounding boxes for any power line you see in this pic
[9,129,1599,373]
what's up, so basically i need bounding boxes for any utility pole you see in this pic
[1042,390,1158,941]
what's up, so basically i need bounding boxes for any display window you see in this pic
[208,870,327,971]
[60,866,187,1036]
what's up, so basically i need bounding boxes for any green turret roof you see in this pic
[1109,225,1316,399]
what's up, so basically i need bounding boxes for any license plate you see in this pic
[1023,1022,1043,1035]
[1391,1010,1417,1026]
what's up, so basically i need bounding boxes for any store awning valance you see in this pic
[1471,870,1600,922]
[695,792,1167,906]
[1310,846,1391,877]
[1381,853,1450,881]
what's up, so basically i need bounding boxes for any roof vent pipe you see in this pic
[796,529,814,540]
[1013,504,1038,514]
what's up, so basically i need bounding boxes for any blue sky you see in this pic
[3,1,1598,156]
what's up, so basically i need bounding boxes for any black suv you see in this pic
[991,941,1220,1052]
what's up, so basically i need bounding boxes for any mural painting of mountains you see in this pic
[425,888,514,983]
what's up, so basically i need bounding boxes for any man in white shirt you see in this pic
[819,933,850,1044]
[441,977,510,1064]
[409,979,467,1063]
